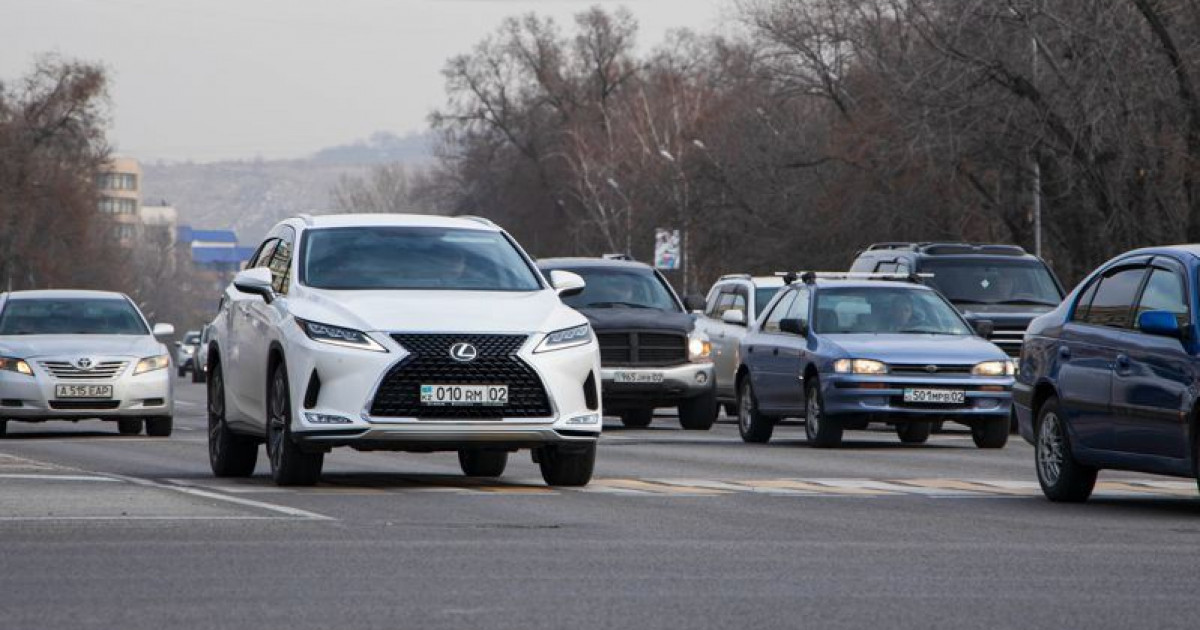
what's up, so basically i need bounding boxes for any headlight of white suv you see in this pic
[972,359,1016,376]
[295,318,387,352]
[535,324,593,353]
[833,359,888,374]
[134,355,170,375]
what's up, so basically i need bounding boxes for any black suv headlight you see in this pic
[295,318,387,352]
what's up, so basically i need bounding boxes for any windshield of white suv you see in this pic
[555,268,681,311]
[301,227,542,291]
[0,298,148,335]
[921,259,1062,307]
[814,288,972,335]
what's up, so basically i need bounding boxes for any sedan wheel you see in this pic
[117,419,143,435]
[804,381,842,448]
[1035,398,1096,502]
[737,378,773,443]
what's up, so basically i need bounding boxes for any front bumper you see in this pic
[600,362,714,410]
[0,363,173,421]
[820,373,1012,425]
[283,327,602,452]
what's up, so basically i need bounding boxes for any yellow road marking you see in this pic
[898,479,1036,496]
[732,479,890,495]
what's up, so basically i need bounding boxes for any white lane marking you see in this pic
[102,473,334,521]
[0,515,312,522]
[0,473,121,482]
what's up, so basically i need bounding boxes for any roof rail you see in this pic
[777,271,934,285]
[920,243,1026,256]
[866,242,921,251]
[456,215,497,227]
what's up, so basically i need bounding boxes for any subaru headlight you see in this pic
[535,323,593,353]
[833,359,888,375]
[0,356,33,376]
[972,359,1016,377]
[134,354,170,375]
[295,318,387,352]
[688,333,712,363]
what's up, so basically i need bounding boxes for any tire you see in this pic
[972,417,1010,449]
[842,419,869,431]
[1010,408,1020,434]
[266,363,323,486]
[207,362,258,478]
[1035,398,1097,502]
[191,368,205,384]
[805,381,842,448]
[930,420,945,433]
[896,421,931,444]
[145,416,173,437]
[723,403,737,417]
[117,419,143,435]
[678,390,717,431]
[737,377,774,443]
[538,443,596,487]
[459,449,508,477]
[619,409,654,428]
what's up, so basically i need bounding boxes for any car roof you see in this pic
[536,257,653,271]
[802,280,935,291]
[299,213,501,231]
[3,289,131,301]
[1117,244,1200,260]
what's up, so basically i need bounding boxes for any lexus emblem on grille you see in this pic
[75,357,94,370]
[924,365,938,373]
[449,342,478,362]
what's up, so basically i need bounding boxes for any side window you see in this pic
[713,291,737,319]
[849,257,876,273]
[874,262,898,274]
[267,228,296,295]
[704,284,725,317]
[1136,267,1189,328]
[785,288,811,325]
[896,262,911,274]
[1070,276,1102,322]
[249,239,278,269]
[1083,266,1147,328]
[763,291,798,333]
[728,287,749,318]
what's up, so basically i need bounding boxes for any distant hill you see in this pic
[141,131,435,244]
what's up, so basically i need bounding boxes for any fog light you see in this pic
[695,371,708,385]
[304,413,353,425]
[567,413,600,425]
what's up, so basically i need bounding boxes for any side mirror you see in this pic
[153,323,175,337]
[683,295,707,312]
[549,269,586,298]
[721,309,747,326]
[972,319,994,339]
[233,267,276,304]
[780,318,808,336]
[1138,310,1182,338]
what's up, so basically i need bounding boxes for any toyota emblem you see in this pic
[449,342,478,362]
[75,357,94,370]
[924,365,938,374]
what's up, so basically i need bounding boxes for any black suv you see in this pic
[537,258,717,430]
[849,243,1066,357]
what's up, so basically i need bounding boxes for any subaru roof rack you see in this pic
[776,271,933,285]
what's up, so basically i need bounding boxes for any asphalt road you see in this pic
[2,380,1198,630]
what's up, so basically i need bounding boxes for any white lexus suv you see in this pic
[206,214,601,486]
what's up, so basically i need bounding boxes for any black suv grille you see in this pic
[596,331,687,367]
[369,334,552,419]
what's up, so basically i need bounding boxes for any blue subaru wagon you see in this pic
[735,275,1014,448]
[1014,246,1200,501]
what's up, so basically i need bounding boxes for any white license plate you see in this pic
[55,384,113,399]
[903,388,965,404]
[613,371,664,384]
[420,384,507,406]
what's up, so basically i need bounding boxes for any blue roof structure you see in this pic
[193,246,255,266]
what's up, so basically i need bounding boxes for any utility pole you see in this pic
[1030,2,1043,258]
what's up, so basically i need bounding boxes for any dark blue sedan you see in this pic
[735,275,1014,448]
[1015,246,1200,501]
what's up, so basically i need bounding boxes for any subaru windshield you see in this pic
[300,227,542,291]
[814,288,972,335]
[0,298,148,335]
[921,259,1062,306]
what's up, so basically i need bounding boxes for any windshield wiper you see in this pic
[583,301,653,309]
[898,328,957,335]
[994,298,1058,307]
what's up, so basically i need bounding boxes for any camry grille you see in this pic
[369,334,552,419]
[39,360,129,380]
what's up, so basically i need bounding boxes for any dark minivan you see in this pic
[1015,246,1200,501]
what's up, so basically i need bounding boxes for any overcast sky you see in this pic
[3,0,731,162]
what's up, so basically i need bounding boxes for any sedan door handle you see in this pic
[1115,354,1130,369]
[772,348,779,356]
[1058,346,1071,360]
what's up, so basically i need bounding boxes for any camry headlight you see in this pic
[134,354,170,375]
[0,357,33,376]
[295,318,387,352]
[833,359,888,374]
[535,324,593,353]
[972,359,1016,377]
[688,334,712,363]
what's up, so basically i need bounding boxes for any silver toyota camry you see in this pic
[0,290,175,437]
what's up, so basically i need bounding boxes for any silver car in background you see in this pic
[0,290,175,437]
